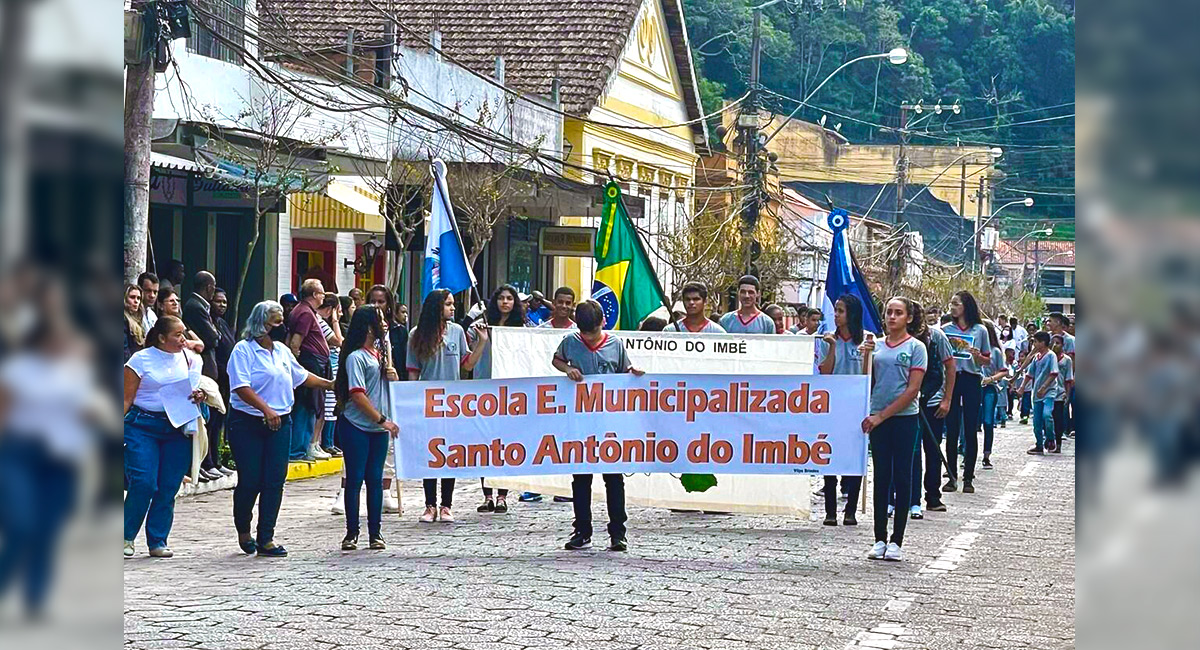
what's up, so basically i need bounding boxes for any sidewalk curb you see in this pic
[174,458,343,499]
[286,457,344,481]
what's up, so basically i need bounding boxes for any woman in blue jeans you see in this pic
[123,316,205,558]
[978,321,1004,469]
[226,301,333,557]
[334,307,400,550]
[860,297,928,563]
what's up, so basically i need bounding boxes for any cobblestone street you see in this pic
[124,422,1075,650]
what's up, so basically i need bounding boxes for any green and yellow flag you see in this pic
[592,182,669,330]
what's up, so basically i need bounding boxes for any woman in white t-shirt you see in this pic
[122,316,205,559]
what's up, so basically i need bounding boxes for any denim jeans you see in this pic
[571,474,627,541]
[227,409,292,545]
[321,420,337,450]
[0,436,77,614]
[1020,391,1032,418]
[870,415,919,546]
[123,406,192,548]
[981,385,998,456]
[1032,396,1056,448]
[339,417,389,538]
[289,399,313,460]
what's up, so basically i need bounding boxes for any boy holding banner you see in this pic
[552,300,645,552]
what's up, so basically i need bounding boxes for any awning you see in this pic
[288,180,385,233]
[150,152,206,173]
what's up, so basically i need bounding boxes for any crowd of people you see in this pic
[121,269,1076,564]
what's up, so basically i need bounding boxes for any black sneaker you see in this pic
[843,513,858,526]
[926,502,947,512]
[564,533,592,550]
[369,535,386,550]
[943,479,957,493]
[608,538,628,552]
[962,480,975,494]
[823,515,838,526]
[553,496,573,503]
[1020,418,1028,425]
[477,499,495,513]
[982,457,994,469]
[1027,446,1044,455]
[324,446,343,458]
[1045,439,1057,453]
[341,534,358,551]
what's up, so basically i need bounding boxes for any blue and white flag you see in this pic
[821,209,883,335]
[422,159,476,299]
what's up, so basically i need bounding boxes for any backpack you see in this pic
[920,332,944,399]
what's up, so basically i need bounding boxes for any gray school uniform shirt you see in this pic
[406,322,470,381]
[719,310,776,335]
[1054,354,1073,401]
[343,348,388,432]
[869,335,928,417]
[553,332,632,376]
[941,322,993,376]
[1029,350,1059,400]
[671,319,726,334]
[817,334,864,376]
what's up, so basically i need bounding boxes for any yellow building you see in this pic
[554,0,709,297]
[767,117,999,219]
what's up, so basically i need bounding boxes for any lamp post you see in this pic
[1014,227,1054,289]
[968,196,1034,270]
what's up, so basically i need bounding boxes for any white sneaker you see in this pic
[309,444,332,460]
[867,541,887,560]
[383,493,401,514]
[887,504,895,517]
[331,489,345,515]
[884,542,904,562]
[124,540,135,558]
[910,505,923,519]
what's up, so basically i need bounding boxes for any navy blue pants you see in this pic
[339,417,389,538]
[227,409,292,545]
[871,415,919,546]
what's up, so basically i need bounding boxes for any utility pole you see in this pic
[972,177,986,271]
[124,1,156,284]
[888,104,913,288]
[738,8,764,275]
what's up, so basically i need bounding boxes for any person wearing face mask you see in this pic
[225,301,334,558]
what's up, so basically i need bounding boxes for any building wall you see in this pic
[557,0,699,300]
[767,119,997,218]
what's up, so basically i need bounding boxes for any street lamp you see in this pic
[965,196,1034,260]
[762,48,909,146]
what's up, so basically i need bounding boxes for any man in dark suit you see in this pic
[182,270,220,380]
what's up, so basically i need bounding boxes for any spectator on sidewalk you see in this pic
[183,271,220,381]
[226,301,333,558]
[123,316,204,559]
[206,288,237,478]
[286,280,331,463]
[317,294,344,458]
[137,272,159,333]
[123,284,145,363]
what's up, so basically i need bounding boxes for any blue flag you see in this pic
[821,209,883,334]
[422,159,476,299]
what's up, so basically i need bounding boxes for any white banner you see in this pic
[490,327,815,377]
[389,373,869,479]
[486,327,826,515]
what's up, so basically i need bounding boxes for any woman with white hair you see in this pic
[225,300,333,557]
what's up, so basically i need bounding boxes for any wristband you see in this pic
[377,414,387,425]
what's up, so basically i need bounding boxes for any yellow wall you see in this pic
[764,118,997,218]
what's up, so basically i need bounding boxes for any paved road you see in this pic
[124,421,1075,650]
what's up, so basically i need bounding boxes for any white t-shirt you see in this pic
[227,339,310,416]
[125,346,202,412]
[1,352,96,462]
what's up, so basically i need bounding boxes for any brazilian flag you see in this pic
[592,182,669,330]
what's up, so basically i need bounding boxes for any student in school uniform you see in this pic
[553,300,645,552]
[860,297,928,562]
[719,275,776,335]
